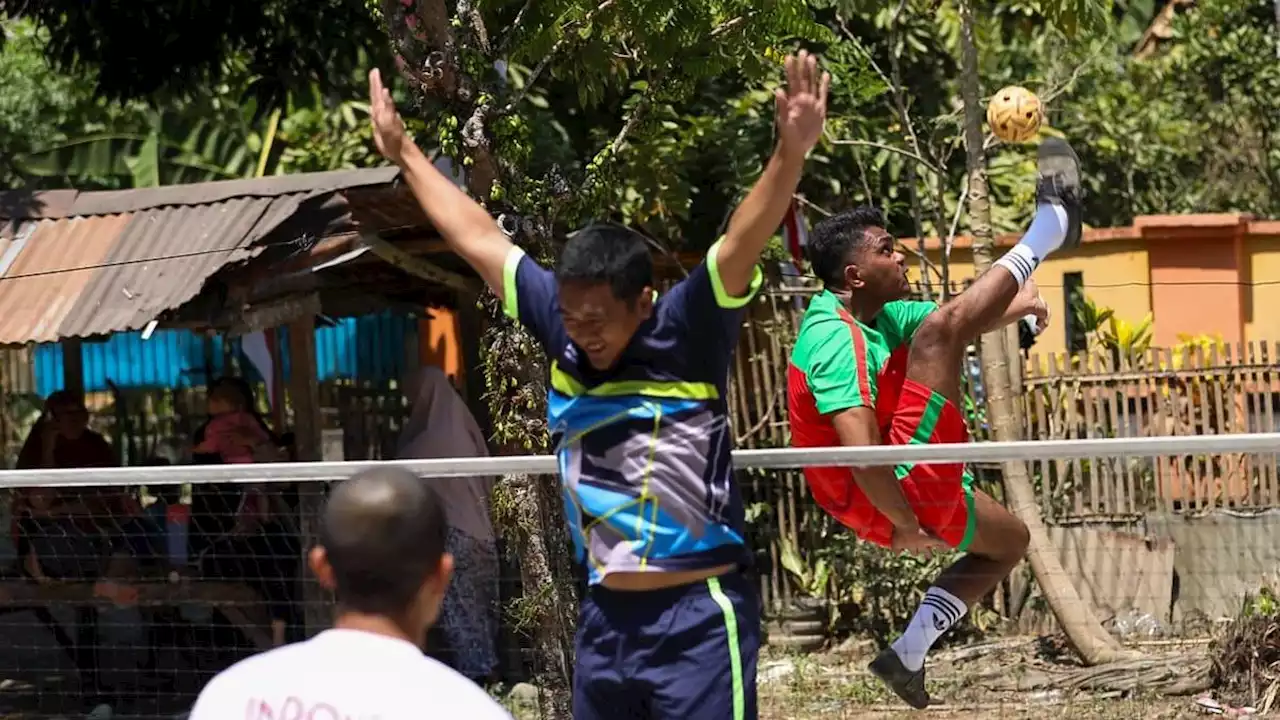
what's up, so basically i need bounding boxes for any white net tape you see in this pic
[1,431,1278,486]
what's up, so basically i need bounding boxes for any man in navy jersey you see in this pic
[368,52,828,720]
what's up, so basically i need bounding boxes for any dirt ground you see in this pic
[756,636,1218,719]
[499,635,1227,718]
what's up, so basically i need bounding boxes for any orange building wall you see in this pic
[909,215,1280,354]
[1146,233,1245,347]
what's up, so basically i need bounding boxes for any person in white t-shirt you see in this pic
[188,467,514,719]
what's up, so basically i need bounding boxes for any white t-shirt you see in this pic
[189,628,514,719]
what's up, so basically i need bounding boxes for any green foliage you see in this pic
[1072,294,1154,367]
[4,0,388,103]
[471,0,844,244]
[1243,584,1280,619]
[0,18,147,189]
[1210,578,1280,708]
[1042,0,1280,224]
[10,50,408,188]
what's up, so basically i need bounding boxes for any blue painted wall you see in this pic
[33,312,415,397]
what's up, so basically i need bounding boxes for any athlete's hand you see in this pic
[891,526,948,557]
[369,68,409,163]
[775,51,830,159]
[1014,279,1050,335]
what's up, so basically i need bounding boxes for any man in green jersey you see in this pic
[788,139,1083,708]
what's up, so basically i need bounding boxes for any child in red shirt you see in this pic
[194,384,270,531]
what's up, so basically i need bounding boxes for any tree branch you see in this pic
[836,14,938,171]
[497,0,533,55]
[825,134,939,173]
[945,181,969,258]
[589,14,748,179]
[414,0,459,95]
[635,223,690,278]
[898,235,946,287]
[709,14,749,39]
[850,145,877,208]
[609,69,668,155]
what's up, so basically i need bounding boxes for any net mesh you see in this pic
[0,457,1271,719]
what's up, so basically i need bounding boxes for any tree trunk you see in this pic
[483,302,577,719]
[955,0,1125,665]
[382,1,578,714]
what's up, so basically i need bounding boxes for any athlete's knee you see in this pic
[1005,515,1030,558]
[980,516,1029,564]
[911,306,964,360]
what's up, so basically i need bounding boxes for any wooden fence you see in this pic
[1022,342,1280,520]
[727,289,809,610]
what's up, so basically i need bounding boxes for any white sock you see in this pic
[891,586,967,672]
[993,203,1069,286]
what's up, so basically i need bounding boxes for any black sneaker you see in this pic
[1035,137,1083,250]
[868,647,931,710]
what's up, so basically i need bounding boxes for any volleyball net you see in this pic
[0,435,1277,718]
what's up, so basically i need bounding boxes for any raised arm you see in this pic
[368,69,513,299]
[714,51,830,297]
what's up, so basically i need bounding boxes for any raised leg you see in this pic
[869,138,1084,710]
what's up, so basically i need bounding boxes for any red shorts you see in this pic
[804,379,977,551]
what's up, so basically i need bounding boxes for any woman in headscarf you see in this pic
[397,366,499,684]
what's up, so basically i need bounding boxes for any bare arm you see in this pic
[829,407,921,532]
[714,52,829,297]
[368,69,513,300]
[979,278,1048,335]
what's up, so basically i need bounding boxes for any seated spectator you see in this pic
[193,382,273,465]
[188,377,300,647]
[192,381,273,530]
[12,391,157,604]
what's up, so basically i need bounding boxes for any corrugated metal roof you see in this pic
[0,167,410,345]
[0,215,131,344]
[62,195,306,341]
[0,196,303,344]
[0,167,400,220]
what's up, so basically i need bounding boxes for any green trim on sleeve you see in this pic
[502,246,527,320]
[956,472,978,552]
[706,237,764,309]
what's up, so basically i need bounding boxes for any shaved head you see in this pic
[318,467,449,615]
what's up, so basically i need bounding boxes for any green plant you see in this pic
[779,533,832,601]
[1071,294,1153,368]
[1244,584,1279,619]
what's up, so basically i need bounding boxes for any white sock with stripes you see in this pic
[993,203,1068,286]
[891,586,967,671]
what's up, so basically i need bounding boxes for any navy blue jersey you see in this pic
[502,240,762,584]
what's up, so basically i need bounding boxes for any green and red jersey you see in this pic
[787,290,937,441]
[787,290,981,550]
